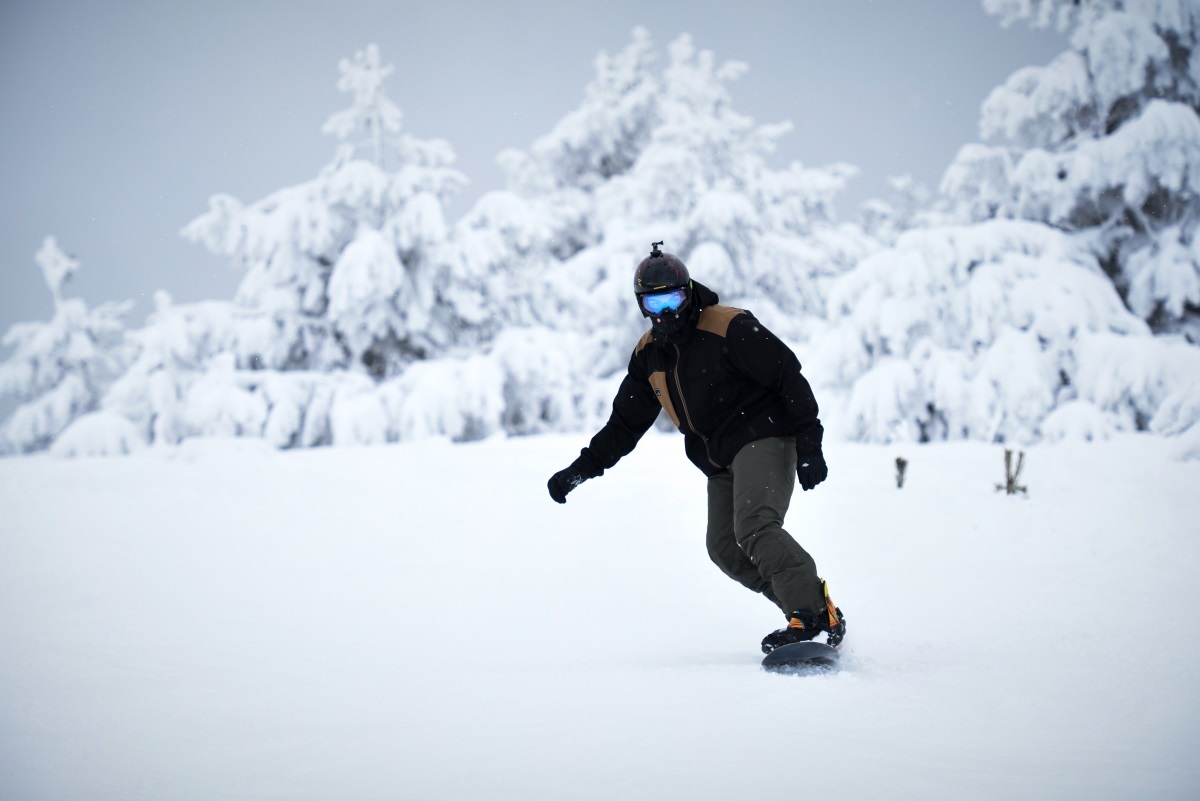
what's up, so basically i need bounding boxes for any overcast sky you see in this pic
[0,1,1067,336]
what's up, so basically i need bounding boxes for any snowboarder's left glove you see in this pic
[795,423,828,491]
[547,450,603,504]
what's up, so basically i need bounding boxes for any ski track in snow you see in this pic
[1,432,1198,800]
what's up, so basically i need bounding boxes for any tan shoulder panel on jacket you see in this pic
[634,330,654,355]
[697,305,744,338]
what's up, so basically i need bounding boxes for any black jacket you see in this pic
[580,283,822,478]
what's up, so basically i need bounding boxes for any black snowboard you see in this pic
[761,641,840,673]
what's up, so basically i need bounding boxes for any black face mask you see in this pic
[649,297,696,338]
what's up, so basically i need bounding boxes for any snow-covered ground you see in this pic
[1,432,1197,800]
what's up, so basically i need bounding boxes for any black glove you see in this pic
[547,450,603,504]
[795,423,828,492]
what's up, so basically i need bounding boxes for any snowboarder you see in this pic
[547,242,845,653]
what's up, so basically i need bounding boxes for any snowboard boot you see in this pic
[761,610,823,654]
[760,580,847,654]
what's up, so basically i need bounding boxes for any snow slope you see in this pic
[1,432,1197,800]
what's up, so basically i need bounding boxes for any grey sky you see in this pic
[0,1,1066,336]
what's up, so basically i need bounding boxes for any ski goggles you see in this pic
[641,288,688,315]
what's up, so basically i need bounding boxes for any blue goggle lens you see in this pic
[642,289,688,315]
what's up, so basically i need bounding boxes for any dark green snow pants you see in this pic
[706,436,825,619]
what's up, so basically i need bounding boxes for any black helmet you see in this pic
[634,241,690,297]
[634,241,694,336]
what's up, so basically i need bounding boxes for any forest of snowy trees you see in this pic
[3,1,1198,459]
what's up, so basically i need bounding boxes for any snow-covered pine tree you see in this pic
[105,289,390,449]
[103,291,246,446]
[453,26,663,349]
[458,28,874,425]
[810,219,1159,444]
[413,28,882,439]
[182,43,471,382]
[591,31,872,342]
[944,0,1200,339]
[174,43,574,447]
[811,1,1200,453]
[0,238,133,454]
[321,43,403,170]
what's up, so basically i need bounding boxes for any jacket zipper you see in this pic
[673,344,722,469]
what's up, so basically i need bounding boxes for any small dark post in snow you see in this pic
[995,449,1028,496]
[895,456,908,489]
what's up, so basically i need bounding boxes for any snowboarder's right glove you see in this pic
[547,450,603,504]
[795,423,828,492]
